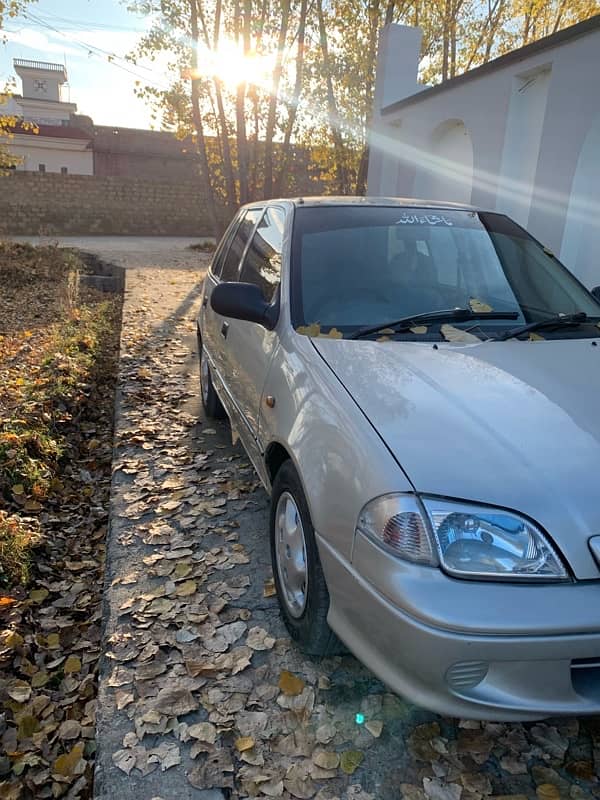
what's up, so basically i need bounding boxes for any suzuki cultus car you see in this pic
[197,198,600,720]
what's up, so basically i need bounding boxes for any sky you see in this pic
[1,0,168,129]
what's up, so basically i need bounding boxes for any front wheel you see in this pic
[199,340,225,419]
[270,460,341,656]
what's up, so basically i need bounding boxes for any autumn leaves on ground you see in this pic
[0,242,122,798]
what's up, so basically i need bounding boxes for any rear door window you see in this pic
[239,206,285,301]
[211,215,242,278]
[220,208,263,282]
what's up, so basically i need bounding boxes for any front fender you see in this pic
[258,332,413,562]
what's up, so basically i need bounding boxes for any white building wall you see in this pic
[368,21,600,287]
[9,139,93,175]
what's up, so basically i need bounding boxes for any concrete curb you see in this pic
[80,251,126,293]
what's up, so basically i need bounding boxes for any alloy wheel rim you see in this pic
[200,348,210,401]
[274,491,308,618]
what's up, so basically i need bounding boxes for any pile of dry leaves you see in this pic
[95,266,600,800]
[0,241,122,798]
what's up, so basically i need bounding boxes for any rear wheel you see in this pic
[199,339,225,419]
[270,460,341,655]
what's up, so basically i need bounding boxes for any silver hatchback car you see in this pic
[197,197,600,721]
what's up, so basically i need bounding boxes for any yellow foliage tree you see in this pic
[1,0,39,171]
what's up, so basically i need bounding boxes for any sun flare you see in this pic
[195,39,275,90]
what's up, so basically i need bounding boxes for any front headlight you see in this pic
[356,494,569,581]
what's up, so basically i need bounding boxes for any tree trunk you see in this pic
[189,0,221,237]
[263,0,291,199]
[317,0,348,193]
[274,0,308,197]
[195,0,237,209]
[235,0,251,203]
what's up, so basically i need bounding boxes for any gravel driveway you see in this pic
[73,241,599,800]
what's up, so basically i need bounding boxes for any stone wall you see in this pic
[0,172,217,236]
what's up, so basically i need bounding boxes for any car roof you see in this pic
[243,196,480,212]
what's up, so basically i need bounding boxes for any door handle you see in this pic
[221,321,229,339]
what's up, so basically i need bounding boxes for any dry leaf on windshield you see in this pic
[322,327,343,339]
[410,325,428,334]
[440,324,480,343]
[469,298,493,313]
[296,322,321,337]
[528,332,545,341]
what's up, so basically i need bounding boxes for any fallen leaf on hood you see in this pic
[296,323,322,337]
[322,327,343,339]
[528,332,545,341]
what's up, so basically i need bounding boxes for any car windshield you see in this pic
[290,206,600,339]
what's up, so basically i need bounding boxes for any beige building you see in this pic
[3,58,93,175]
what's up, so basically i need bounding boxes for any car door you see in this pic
[200,207,263,379]
[219,205,286,456]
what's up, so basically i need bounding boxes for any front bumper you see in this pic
[318,534,600,721]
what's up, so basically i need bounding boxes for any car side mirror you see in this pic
[591,286,600,303]
[211,282,277,330]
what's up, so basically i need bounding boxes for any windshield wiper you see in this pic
[496,312,588,341]
[349,308,520,340]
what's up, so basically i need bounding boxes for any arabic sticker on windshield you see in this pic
[396,213,454,226]
[395,210,480,228]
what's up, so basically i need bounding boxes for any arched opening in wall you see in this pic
[412,119,473,204]
[560,114,600,287]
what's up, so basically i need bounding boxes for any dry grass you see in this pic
[0,240,121,587]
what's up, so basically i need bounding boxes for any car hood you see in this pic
[312,337,600,579]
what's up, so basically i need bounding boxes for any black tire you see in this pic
[198,335,226,419]
[270,460,342,656]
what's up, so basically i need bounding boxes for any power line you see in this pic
[25,9,148,34]
[19,10,172,91]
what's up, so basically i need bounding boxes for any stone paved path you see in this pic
[89,247,599,800]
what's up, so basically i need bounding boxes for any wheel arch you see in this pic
[264,441,292,487]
